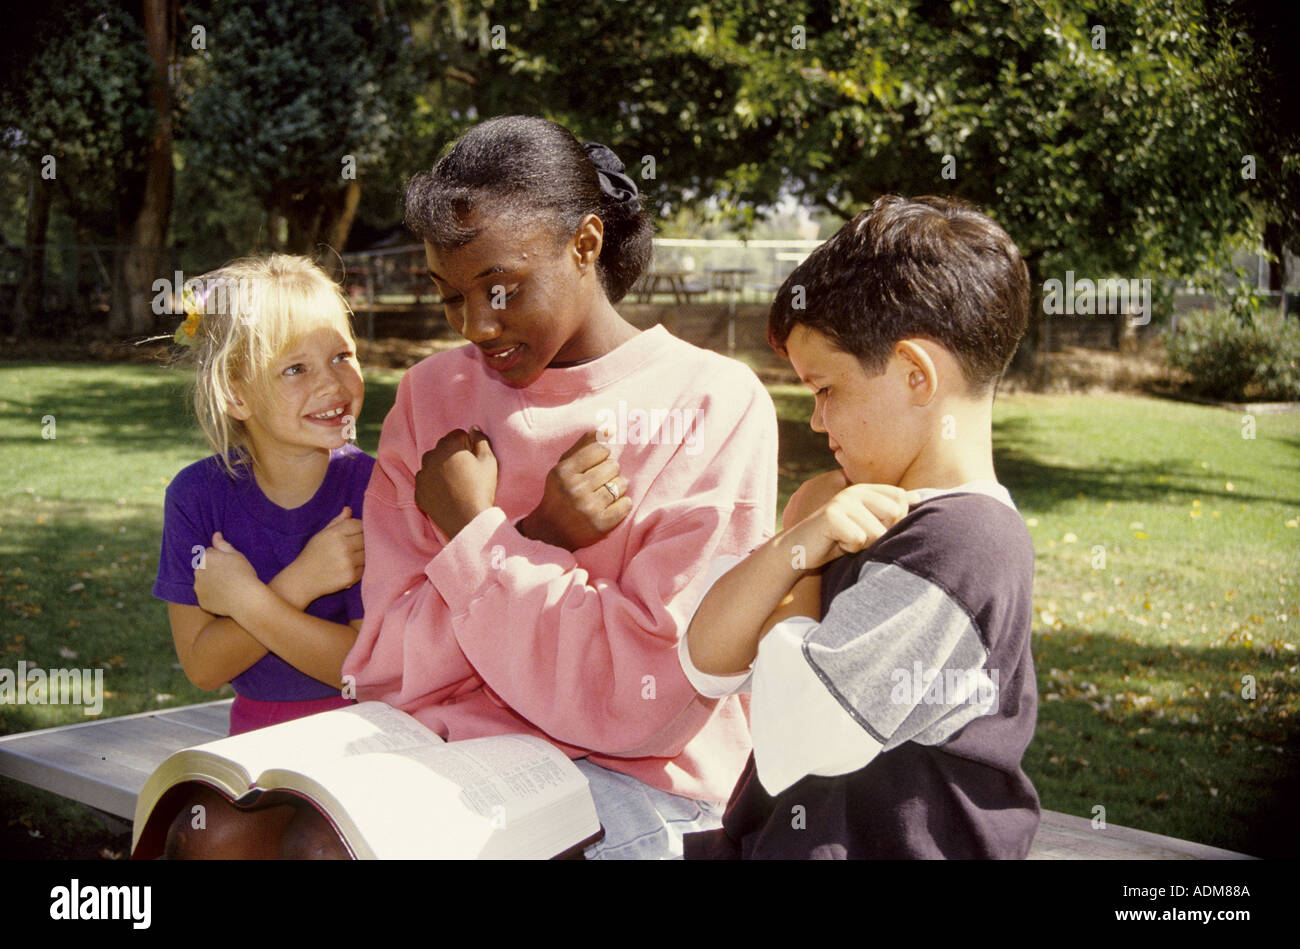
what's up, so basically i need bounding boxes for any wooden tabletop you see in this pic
[0,700,232,820]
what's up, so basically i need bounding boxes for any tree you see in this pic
[0,1,155,335]
[1210,0,1300,300]
[444,0,1265,370]
[115,0,179,336]
[182,0,414,259]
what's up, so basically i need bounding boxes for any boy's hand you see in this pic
[786,483,910,570]
[283,507,364,603]
[782,468,851,529]
[416,427,499,540]
[194,533,263,617]
[518,431,631,551]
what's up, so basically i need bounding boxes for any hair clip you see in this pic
[583,142,639,207]
[174,285,203,347]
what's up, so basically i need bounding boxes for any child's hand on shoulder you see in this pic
[283,507,364,603]
[782,468,851,529]
[785,483,910,570]
[193,533,262,617]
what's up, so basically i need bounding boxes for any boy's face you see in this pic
[785,324,922,487]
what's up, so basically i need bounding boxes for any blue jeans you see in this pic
[574,759,724,860]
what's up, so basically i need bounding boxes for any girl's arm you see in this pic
[223,585,359,690]
[168,597,361,692]
[190,535,359,690]
[368,379,779,758]
[168,603,268,691]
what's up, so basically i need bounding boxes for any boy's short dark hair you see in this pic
[768,195,1029,393]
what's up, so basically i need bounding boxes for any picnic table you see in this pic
[0,702,1257,858]
[634,269,708,306]
[707,267,755,353]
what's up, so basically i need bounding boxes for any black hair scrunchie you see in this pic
[583,142,640,208]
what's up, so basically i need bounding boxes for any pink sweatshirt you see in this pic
[343,325,778,801]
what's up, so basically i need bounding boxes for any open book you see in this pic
[131,702,603,859]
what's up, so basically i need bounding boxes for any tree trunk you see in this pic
[110,0,176,337]
[1263,218,1289,316]
[284,194,325,256]
[1264,220,1284,293]
[319,180,363,279]
[14,163,53,337]
[324,180,362,255]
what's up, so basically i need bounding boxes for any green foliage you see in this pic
[0,3,154,224]
[428,0,1267,315]
[180,0,416,252]
[1165,308,1300,401]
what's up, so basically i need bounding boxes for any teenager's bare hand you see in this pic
[518,431,631,551]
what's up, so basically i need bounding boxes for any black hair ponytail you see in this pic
[404,115,652,303]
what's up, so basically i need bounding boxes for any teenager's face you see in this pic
[785,324,921,487]
[236,326,364,457]
[424,210,604,388]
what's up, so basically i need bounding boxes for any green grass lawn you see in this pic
[1,361,1297,857]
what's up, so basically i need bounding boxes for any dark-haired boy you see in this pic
[680,195,1039,859]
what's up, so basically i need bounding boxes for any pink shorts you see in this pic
[229,693,355,735]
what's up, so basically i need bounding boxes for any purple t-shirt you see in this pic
[153,444,375,701]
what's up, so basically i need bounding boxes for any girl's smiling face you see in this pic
[425,210,608,387]
[232,326,364,456]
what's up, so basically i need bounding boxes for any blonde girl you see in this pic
[152,254,371,735]
[142,254,374,859]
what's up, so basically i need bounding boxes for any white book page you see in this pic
[269,734,595,859]
[184,701,441,784]
[397,735,578,814]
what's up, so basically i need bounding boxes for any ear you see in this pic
[894,340,938,406]
[225,384,253,422]
[571,213,605,271]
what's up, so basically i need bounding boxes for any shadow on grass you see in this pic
[1027,624,1299,858]
[993,414,1300,511]
[0,505,210,736]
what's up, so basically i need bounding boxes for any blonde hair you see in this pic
[178,254,356,477]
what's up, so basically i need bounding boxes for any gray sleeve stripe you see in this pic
[800,561,993,744]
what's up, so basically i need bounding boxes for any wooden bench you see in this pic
[0,704,1255,858]
[0,700,233,831]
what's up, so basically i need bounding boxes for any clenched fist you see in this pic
[416,427,499,540]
